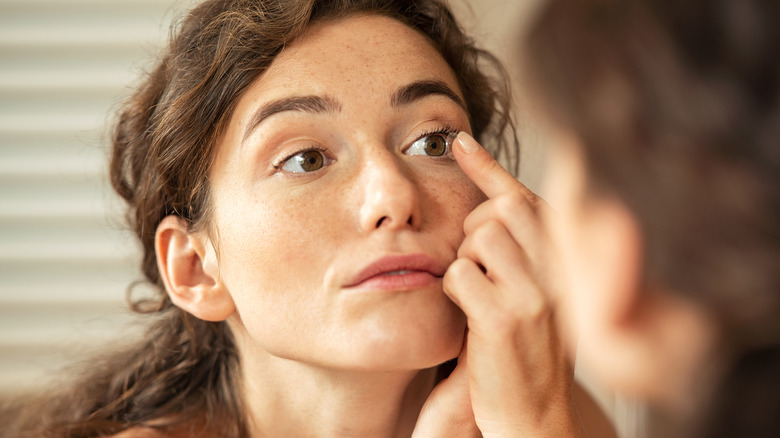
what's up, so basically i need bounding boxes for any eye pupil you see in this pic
[424,136,447,157]
[299,150,324,171]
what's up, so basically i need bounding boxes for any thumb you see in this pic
[411,359,480,438]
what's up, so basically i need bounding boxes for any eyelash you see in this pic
[415,125,458,145]
[405,125,459,158]
[272,145,329,171]
[271,125,459,172]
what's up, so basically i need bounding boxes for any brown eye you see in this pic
[405,134,452,157]
[423,135,447,156]
[281,149,327,173]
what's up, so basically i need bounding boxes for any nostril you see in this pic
[374,214,414,229]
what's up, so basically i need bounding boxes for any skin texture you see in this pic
[154,14,615,438]
[159,14,482,437]
[201,14,480,375]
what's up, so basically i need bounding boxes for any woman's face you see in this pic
[207,14,483,371]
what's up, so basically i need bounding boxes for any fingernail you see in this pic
[456,132,481,154]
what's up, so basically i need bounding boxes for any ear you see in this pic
[570,196,649,391]
[155,216,235,322]
[581,199,719,405]
[582,197,644,327]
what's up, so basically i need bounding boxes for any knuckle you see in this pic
[462,210,480,235]
[471,219,503,244]
[456,235,475,260]
[497,284,553,323]
[496,190,526,210]
[444,258,470,285]
[526,191,547,209]
[442,272,455,296]
[518,292,553,323]
[495,191,533,220]
[442,272,454,293]
[481,298,552,342]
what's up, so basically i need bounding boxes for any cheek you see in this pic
[424,170,485,243]
[210,185,342,299]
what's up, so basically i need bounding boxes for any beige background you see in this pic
[0,0,639,435]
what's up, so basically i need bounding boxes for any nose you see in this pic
[358,154,422,233]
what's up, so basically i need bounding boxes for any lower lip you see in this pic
[347,271,439,292]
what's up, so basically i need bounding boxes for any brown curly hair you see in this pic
[3,1,517,437]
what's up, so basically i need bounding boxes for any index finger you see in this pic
[452,132,537,201]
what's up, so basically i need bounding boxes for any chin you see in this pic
[346,310,466,372]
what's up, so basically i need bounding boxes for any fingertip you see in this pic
[453,133,524,199]
[454,131,482,155]
[451,132,495,184]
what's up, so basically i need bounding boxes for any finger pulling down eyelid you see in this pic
[462,193,538,237]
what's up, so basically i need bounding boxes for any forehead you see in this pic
[238,13,462,108]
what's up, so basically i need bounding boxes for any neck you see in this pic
[240,350,438,438]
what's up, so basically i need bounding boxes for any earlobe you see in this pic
[155,216,235,322]
[587,198,644,326]
[581,199,718,403]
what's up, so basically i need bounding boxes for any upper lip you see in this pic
[344,253,447,288]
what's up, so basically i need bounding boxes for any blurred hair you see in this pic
[2,1,516,437]
[526,0,780,435]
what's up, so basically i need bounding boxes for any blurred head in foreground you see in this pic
[525,0,780,435]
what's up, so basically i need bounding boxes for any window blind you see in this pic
[0,0,195,395]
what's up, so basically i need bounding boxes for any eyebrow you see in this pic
[242,79,465,143]
[390,79,466,110]
[243,95,342,142]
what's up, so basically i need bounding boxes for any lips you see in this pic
[344,253,447,291]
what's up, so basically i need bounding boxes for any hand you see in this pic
[442,132,583,437]
[411,354,481,438]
